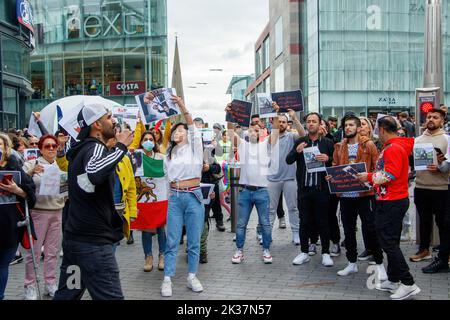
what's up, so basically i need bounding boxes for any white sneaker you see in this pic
[308,244,317,256]
[292,232,300,246]
[231,249,244,264]
[44,283,58,297]
[330,243,341,257]
[187,275,203,292]
[375,280,399,293]
[262,249,273,264]
[161,279,172,297]
[60,250,63,257]
[278,217,286,229]
[322,253,334,267]
[24,285,37,300]
[337,262,358,276]
[376,264,388,282]
[390,283,421,300]
[292,252,310,265]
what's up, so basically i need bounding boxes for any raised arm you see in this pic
[268,102,280,146]
[225,103,241,148]
[287,109,306,137]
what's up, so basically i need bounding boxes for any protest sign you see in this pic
[123,105,140,130]
[58,101,85,140]
[39,165,62,196]
[24,149,41,162]
[225,100,252,128]
[0,171,21,205]
[303,146,326,173]
[413,143,437,171]
[200,128,214,146]
[200,183,215,205]
[257,93,276,118]
[271,90,304,113]
[130,150,144,176]
[135,88,180,124]
[326,163,371,194]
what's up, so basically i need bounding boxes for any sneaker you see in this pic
[367,255,376,265]
[330,243,341,257]
[9,253,23,266]
[59,250,63,257]
[216,223,226,232]
[376,264,388,282]
[278,217,286,229]
[422,257,450,274]
[187,275,203,292]
[409,249,432,262]
[158,254,165,270]
[293,252,310,265]
[375,280,399,293]
[143,256,153,272]
[231,249,244,264]
[390,283,421,300]
[357,250,373,261]
[257,234,263,245]
[126,232,134,245]
[44,283,58,297]
[432,245,440,252]
[232,235,236,242]
[263,249,273,264]
[199,253,208,264]
[322,253,334,267]
[24,285,37,300]
[292,232,300,246]
[337,262,358,276]
[161,279,172,297]
[308,244,317,256]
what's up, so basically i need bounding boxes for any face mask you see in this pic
[142,140,155,151]
[0,150,3,161]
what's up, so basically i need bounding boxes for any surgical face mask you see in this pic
[142,140,155,151]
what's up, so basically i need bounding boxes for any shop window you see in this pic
[84,57,103,95]
[65,59,83,96]
[105,55,123,96]
[3,87,18,114]
[31,61,45,99]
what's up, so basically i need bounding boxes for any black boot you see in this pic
[127,231,134,245]
[199,252,208,264]
[216,223,226,232]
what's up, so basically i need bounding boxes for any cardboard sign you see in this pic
[325,163,370,194]
[225,100,252,128]
[271,90,304,113]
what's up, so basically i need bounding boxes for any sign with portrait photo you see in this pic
[0,171,22,205]
[135,88,180,124]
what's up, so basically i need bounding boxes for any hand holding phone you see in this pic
[1,174,13,185]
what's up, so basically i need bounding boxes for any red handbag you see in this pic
[16,203,37,250]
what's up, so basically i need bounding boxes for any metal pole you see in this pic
[229,167,240,233]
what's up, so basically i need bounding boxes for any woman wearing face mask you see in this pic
[0,133,36,301]
[22,135,66,300]
[135,131,167,273]
[160,96,204,298]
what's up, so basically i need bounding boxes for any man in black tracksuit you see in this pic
[54,103,133,300]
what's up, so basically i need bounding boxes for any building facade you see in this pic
[0,0,34,130]
[27,0,168,115]
[226,75,254,101]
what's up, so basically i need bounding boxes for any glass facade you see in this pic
[27,0,168,114]
[306,0,450,118]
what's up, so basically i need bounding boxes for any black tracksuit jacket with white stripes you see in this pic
[63,137,128,244]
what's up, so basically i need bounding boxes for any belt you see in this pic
[170,185,200,192]
[240,185,265,191]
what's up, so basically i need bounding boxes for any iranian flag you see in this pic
[131,155,168,230]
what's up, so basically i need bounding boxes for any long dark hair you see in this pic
[139,131,160,153]
[167,123,188,160]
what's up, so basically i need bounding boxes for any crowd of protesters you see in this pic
[1,95,450,301]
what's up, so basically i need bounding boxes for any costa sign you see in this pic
[110,81,146,95]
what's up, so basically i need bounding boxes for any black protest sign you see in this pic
[325,163,370,194]
[271,90,304,112]
[225,100,252,127]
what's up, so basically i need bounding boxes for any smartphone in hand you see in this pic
[1,173,13,184]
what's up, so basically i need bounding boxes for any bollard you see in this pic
[230,166,240,233]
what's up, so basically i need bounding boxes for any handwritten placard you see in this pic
[325,163,370,194]
[225,100,252,128]
[271,90,304,113]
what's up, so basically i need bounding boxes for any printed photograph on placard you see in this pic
[303,146,326,173]
[130,150,144,176]
[257,93,275,118]
[413,143,436,171]
[135,88,180,124]
[24,149,41,162]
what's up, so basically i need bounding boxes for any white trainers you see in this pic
[231,249,244,264]
[330,243,341,257]
[24,285,37,300]
[337,262,358,276]
[375,280,399,293]
[262,249,273,264]
[187,275,203,292]
[161,279,172,297]
[322,253,334,267]
[292,232,300,246]
[390,283,421,300]
[308,243,317,256]
[376,264,388,282]
[292,252,310,265]
[44,283,58,297]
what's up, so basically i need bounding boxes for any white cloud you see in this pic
[167,0,268,126]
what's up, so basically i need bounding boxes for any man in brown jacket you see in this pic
[327,115,387,283]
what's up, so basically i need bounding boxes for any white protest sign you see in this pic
[39,165,62,196]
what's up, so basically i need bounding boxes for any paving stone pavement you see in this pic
[4,195,450,300]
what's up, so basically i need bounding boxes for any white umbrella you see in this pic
[28,95,122,138]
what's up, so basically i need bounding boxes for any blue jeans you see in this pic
[164,189,204,277]
[54,238,123,300]
[142,228,166,257]
[0,246,18,300]
[236,188,272,250]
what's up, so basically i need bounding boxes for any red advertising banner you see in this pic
[110,81,146,95]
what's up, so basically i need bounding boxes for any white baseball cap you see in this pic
[77,103,109,140]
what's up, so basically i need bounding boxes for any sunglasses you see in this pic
[43,143,58,150]
[29,142,38,146]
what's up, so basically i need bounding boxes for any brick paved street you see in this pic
[4,191,450,300]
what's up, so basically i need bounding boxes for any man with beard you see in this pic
[287,113,335,267]
[328,115,386,281]
[54,103,134,300]
[409,109,449,263]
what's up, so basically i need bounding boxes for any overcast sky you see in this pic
[167,0,269,126]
